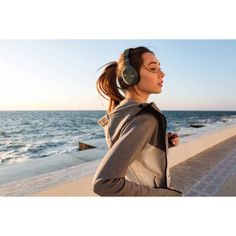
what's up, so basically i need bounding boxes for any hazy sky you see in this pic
[0,39,236,111]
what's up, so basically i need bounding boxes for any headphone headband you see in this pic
[123,48,131,63]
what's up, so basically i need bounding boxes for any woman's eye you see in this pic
[150,68,159,72]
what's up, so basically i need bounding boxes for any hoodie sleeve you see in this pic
[92,112,182,196]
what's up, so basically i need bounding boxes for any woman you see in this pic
[93,46,182,196]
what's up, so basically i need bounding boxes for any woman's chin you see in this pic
[155,88,162,94]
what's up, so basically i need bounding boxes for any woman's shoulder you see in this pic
[120,110,158,137]
[135,102,161,120]
[132,107,158,128]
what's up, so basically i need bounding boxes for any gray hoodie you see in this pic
[92,99,182,196]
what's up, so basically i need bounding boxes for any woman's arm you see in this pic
[93,113,182,196]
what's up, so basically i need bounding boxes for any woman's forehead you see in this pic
[142,52,160,65]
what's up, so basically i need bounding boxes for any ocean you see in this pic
[1,110,236,166]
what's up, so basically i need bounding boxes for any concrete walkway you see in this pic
[1,135,236,196]
[34,135,236,197]
[170,134,236,196]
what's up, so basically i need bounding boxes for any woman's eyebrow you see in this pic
[148,61,161,66]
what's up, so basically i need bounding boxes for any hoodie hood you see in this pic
[97,99,163,148]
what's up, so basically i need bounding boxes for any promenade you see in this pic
[170,134,236,196]
[0,133,235,197]
[33,134,236,196]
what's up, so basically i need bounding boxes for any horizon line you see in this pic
[0,109,236,112]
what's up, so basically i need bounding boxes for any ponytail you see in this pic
[96,61,126,114]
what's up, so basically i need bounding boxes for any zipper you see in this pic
[135,102,169,187]
[162,112,168,188]
[147,102,169,187]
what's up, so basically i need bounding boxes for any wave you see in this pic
[1,110,236,166]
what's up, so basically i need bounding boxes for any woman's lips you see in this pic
[158,83,163,87]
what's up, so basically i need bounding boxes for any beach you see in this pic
[1,124,235,196]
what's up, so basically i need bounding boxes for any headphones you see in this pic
[121,48,140,86]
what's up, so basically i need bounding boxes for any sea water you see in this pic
[1,110,236,166]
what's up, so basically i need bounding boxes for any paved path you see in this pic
[170,135,236,196]
[1,136,236,196]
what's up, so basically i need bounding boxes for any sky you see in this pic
[0,39,236,111]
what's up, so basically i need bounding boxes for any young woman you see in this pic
[93,46,183,196]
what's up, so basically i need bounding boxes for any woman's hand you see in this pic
[168,132,180,147]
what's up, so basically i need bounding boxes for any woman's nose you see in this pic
[158,71,165,79]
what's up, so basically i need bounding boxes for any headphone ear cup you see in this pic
[122,64,140,86]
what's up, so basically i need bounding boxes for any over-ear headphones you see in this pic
[121,48,140,86]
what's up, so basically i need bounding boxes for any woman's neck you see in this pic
[124,95,149,103]
[125,88,149,103]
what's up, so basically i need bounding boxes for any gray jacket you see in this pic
[92,99,182,196]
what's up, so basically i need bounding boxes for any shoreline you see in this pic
[1,111,236,167]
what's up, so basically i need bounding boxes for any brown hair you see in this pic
[96,46,154,113]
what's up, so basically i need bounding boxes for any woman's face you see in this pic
[137,52,165,94]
